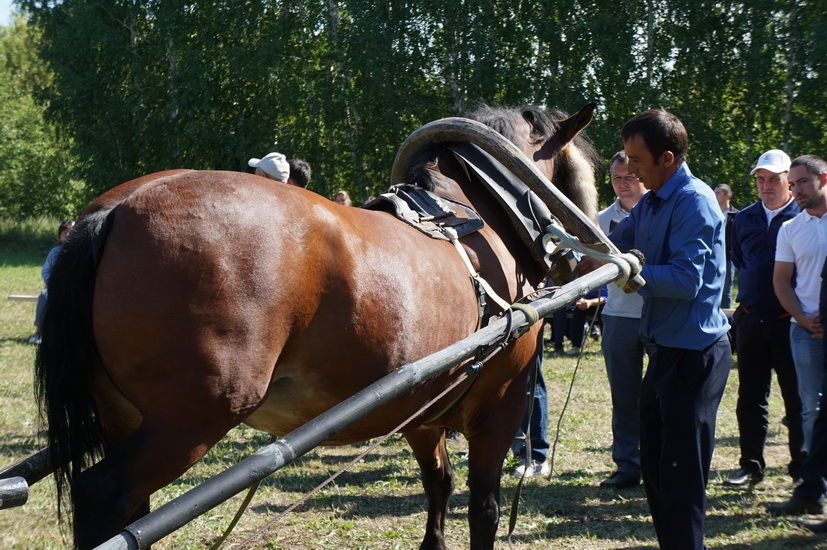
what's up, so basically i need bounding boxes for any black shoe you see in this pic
[798,517,827,533]
[723,468,763,487]
[767,496,824,515]
[599,471,640,489]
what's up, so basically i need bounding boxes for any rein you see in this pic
[506,294,604,546]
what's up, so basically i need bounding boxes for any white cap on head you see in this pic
[750,149,791,175]
[248,152,290,182]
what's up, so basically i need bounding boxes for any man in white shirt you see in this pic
[774,154,827,450]
[597,151,656,489]
[770,154,827,515]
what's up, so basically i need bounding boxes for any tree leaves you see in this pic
[5,0,825,211]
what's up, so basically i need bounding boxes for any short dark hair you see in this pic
[714,184,732,195]
[287,158,312,188]
[609,150,628,168]
[791,154,827,177]
[621,109,688,165]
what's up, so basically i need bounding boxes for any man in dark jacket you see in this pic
[724,149,804,487]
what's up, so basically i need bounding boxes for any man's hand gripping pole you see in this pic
[542,220,645,293]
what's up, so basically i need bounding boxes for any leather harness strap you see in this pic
[441,226,512,314]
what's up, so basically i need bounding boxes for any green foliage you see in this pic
[0,19,86,218]
[0,215,63,254]
[4,0,826,210]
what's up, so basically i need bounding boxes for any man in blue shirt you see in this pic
[610,109,731,550]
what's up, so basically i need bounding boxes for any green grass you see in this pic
[0,221,826,548]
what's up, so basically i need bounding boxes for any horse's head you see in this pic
[468,104,600,221]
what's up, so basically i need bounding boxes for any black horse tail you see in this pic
[34,207,116,521]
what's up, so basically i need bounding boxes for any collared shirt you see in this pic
[775,209,827,320]
[598,199,644,319]
[731,199,800,317]
[763,196,796,226]
[609,163,730,349]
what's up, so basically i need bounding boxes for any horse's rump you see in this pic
[90,170,494,441]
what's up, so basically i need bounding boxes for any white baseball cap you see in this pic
[750,149,791,175]
[248,152,290,182]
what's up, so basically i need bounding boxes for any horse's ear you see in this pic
[556,103,596,145]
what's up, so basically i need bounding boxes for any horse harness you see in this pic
[363,142,561,325]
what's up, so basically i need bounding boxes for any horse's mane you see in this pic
[408,105,600,220]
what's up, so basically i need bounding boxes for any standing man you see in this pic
[609,110,731,550]
[597,151,655,489]
[773,155,827,459]
[715,184,739,309]
[769,154,827,515]
[511,328,551,478]
[723,149,803,488]
[791,253,827,530]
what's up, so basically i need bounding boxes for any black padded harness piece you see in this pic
[447,142,554,270]
[364,142,556,274]
[362,184,483,240]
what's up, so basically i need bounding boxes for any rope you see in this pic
[506,354,539,541]
[207,480,261,550]
[547,300,603,478]
[505,299,603,548]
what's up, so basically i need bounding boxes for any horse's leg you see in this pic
[405,427,453,550]
[72,412,238,549]
[465,363,532,549]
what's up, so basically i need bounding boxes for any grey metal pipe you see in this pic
[91,263,623,549]
[0,447,52,485]
[0,477,28,509]
[0,447,54,511]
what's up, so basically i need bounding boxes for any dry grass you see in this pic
[1,229,826,549]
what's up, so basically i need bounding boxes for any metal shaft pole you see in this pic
[96,263,623,550]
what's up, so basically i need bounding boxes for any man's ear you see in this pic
[662,150,676,167]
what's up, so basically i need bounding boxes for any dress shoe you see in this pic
[723,468,763,487]
[798,517,827,533]
[599,471,640,489]
[767,496,824,515]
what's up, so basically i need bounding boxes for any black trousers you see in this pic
[640,336,730,550]
[733,307,804,479]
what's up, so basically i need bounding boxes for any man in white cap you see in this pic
[248,152,290,183]
[723,149,803,489]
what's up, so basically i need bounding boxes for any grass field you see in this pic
[1,222,825,549]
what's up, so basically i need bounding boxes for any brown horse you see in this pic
[35,104,599,549]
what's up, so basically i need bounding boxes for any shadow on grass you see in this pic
[0,336,37,346]
[0,433,43,464]
[241,463,827,547]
